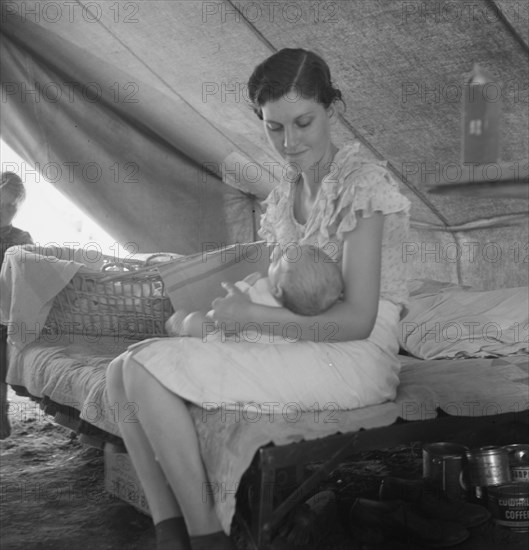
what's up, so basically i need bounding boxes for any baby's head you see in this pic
[268,244,343,316]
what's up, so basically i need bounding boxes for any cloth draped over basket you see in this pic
[0,246,88,349]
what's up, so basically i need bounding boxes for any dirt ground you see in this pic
[1,389,528,550]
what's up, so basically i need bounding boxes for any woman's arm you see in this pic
[211,211,384,343]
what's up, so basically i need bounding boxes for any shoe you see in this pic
[272,490,337,549]
[379,477,491,528]
[349,498,470,548]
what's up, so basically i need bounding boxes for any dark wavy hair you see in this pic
[247,48,344,120]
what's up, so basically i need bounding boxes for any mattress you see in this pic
[7,335,528,531]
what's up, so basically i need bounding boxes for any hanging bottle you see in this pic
[462,63,501,165]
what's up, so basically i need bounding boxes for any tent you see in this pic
[2,0,528,289]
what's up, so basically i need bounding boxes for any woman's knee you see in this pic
[106,356,126,399]
[106,353,146,401]
[122,357,157,401]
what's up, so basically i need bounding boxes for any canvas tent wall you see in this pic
[1,0,528,289]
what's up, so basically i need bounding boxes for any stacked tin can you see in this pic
[466,444,529,533]
[422,443,529,532]
[422,443,470,501]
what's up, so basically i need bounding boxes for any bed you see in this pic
[2,243,528,549]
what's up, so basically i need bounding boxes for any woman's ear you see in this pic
[327,105,337,124]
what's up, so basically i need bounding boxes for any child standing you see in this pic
[0,172,33,438]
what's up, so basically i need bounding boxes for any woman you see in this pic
[107,49,410,550]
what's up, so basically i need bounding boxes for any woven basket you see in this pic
[45,256,175,340]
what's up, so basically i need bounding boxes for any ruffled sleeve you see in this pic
[257,185,282,243]
[332,160,411,241]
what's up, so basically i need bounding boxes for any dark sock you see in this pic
[189,531,236,550]
[155,517,191,550]
[0,383,11,440]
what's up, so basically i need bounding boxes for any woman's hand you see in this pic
[210,282,252,331]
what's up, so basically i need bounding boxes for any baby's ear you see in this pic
[270,283,283,300]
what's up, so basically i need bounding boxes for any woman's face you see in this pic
[261,94,335,177]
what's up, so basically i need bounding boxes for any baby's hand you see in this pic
[180,311,216,338]
[165,310,189,336]
[241,272,262,287]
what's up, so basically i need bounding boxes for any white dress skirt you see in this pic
[111,299,402,411]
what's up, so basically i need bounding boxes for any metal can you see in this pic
[503,444,529,463]
[503,444,529,484]
[422,442,469,500]
[487,483,529,532]
[466,446,511,487]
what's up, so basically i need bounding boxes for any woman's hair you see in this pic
[247,48,344,119]
[276,244,344,316]
[0,172,26,203]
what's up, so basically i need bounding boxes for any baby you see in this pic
[165,244,343,339]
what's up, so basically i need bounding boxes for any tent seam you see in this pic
[487,0,529,53]
[225,0,278,51]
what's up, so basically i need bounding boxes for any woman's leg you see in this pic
[106,355,183,524]
[121,357,226,537]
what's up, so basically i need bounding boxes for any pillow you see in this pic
[399,283,528,359]
[407,278,474,298]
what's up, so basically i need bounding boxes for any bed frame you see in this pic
[12,383,528,550]
[237,408,529,549]
[4,244,528,549]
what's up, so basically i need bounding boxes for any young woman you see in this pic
[107,48,410,550]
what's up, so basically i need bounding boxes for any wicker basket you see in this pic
[45,256,175,340]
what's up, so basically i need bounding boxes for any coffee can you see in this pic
[487,483,529,532]
[503,444,529,484]
[466,446,511,487]
[423,442,469,500]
